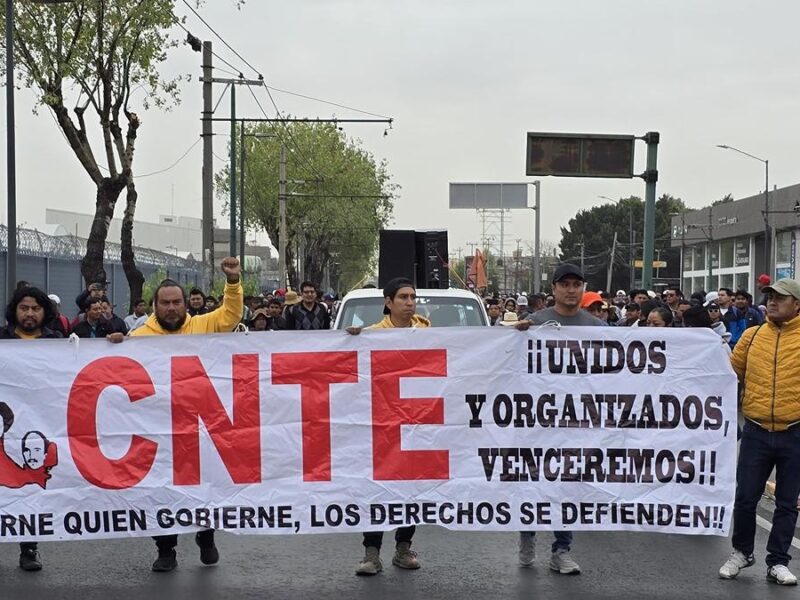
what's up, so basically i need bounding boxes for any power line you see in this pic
[138,138,202,177]
[174,19,245,77]
[245,83,328,186]
[180,0,263,79]
[265,85,392,120]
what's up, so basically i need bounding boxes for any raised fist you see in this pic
[221,257,241,283]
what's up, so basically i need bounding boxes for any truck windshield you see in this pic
[336,296,486,328]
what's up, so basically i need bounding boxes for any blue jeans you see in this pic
[732,421,800,567]
[527,531,572,553]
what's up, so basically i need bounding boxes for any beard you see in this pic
[17,318,42,334]
[156,313,187,332]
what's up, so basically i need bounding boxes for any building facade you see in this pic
[671,183,800,297]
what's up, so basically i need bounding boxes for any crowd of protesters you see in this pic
[482,274,773,351]
[2,260,800,586]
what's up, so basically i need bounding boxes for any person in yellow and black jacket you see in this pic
[131,257,243,572]
[719,278,800,585]
[345,277,427,576]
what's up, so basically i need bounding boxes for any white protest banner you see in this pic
[0,326,737,542]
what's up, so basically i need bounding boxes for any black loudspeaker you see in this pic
[379,230,417,287]
[415,230,449,289]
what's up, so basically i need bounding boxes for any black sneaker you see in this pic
[19,548,42,572]
[196,532,219,565]
[152,549,177,572]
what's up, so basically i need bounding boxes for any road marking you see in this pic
[756,514,800,550]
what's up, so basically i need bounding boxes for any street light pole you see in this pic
[5,0,72,301]
[6,0,17,301]
[532,181,541,294]
[717,144,770,278]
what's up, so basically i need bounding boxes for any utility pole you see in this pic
[607,231,617,291]
[229,85,237,257]
[239,122,246,266]
[641,132,660,290]
[201,42,214,290]
[5,0,16,300]
[278,143,287,289]
[532,181,541,294]
[578,240,585,273]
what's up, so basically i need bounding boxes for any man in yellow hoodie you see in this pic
[132,257,243,572]
[719,278,800,585]
[346,277,428,575]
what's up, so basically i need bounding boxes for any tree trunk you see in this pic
[80,176,127,286]
[286,246,297,290]
[303,249,326,288]
[120,181,145,314]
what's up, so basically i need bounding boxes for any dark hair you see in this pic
[648,305,674,326]
[6,286,56,326]
[677,297,692,307]
[154,279,187,304]
[486,298,500,307]
[189,288,205,298]
[300,281,316,292]
[0,402,14,433]
[82,296,104,311]
[690,291,706,306]
[718,287,734,297]
[267,299,282,308]
[629,289,648,299]
[639,299,661,321]
[625,302,640,312]
[22,430,48,447]
[133,298,145,306]
[683,305,712,328]
[734,290,752,303]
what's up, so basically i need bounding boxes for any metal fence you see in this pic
[0,225,201,319]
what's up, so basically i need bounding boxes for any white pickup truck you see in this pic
[332,288,489,329]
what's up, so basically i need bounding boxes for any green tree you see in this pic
[558,194,686,291]
[216,122,395,292]
[712,193,735,206]
[0,1,221,310]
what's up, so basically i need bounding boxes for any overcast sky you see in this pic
[2,0,799,259]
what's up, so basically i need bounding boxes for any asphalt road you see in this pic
[0,501,795,600]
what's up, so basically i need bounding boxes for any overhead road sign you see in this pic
[448,183,528,210]
[526,132,635,178]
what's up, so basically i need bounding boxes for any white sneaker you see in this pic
[719,550,755,579]
[767,565,798,586]
[549,549,581,574]
[518,532,535,567]
[355,546,383,576]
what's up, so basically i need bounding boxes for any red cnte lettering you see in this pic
[68,357,157,490]
[371,349,449,480]
[171,354,261,485]
[272,351,358,481]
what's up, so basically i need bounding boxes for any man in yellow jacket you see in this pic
[346,277,428,575]
[720,278,800,585]
[132,257,243,572]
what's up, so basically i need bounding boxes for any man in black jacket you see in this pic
[73,298,116,338]
[0,287,61,571]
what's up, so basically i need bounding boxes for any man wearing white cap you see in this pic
[46,294,70,336]
[719,278,800,585]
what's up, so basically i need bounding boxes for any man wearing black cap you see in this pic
[514,264,602,575]
[346,277,428,575]
[528,263,605,328]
